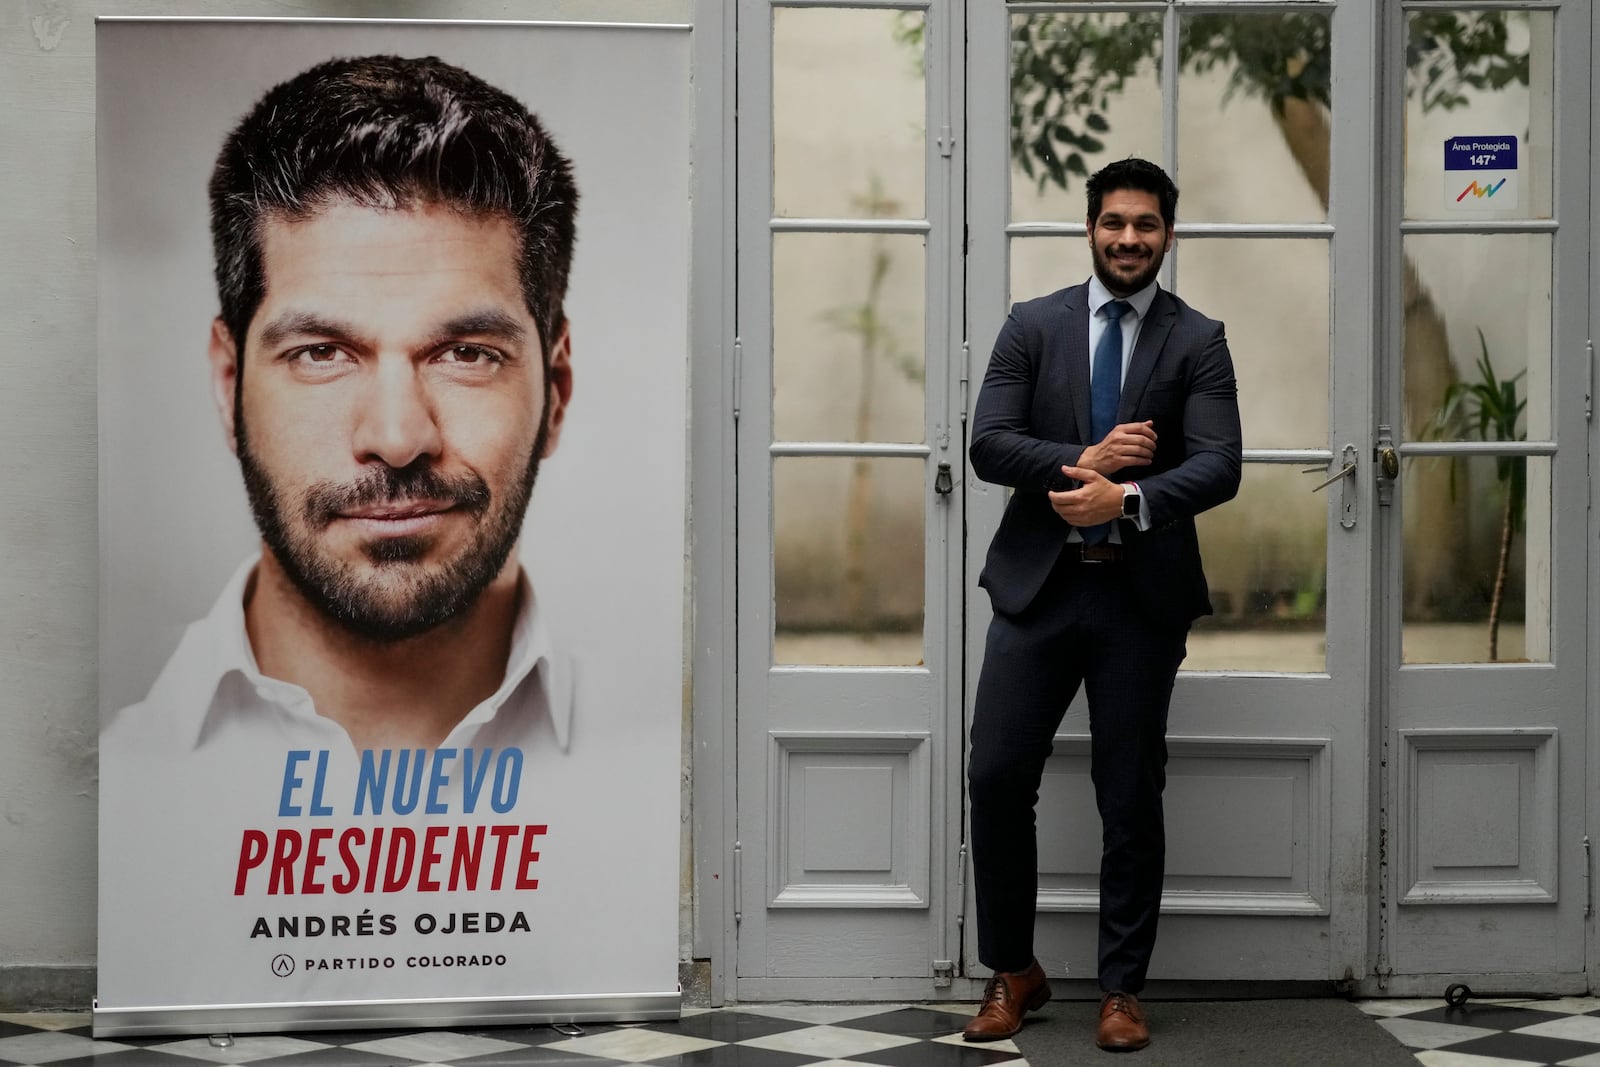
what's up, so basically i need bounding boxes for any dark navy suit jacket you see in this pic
[970,282,1243,628]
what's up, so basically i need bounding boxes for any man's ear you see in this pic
[1164,226,1176,254]
[540,320,573,458]
[208,318,241,455]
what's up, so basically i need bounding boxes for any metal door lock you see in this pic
[1374,425,1398,507]
[934,462,954,496]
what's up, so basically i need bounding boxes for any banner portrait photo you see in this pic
[95,18,690,1035]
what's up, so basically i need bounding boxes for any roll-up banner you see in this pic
[95,19,690,1037]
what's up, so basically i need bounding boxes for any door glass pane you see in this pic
[1010,235,1092,307]
[1188,463,1327,674]
[1402,454,1550,665]
[1176,239,1330,449]
[1009,9,1163,223]
[773,457,925,667]
[1401,234,1551,443]
[1403,10,1554,221]
[1177,10,1331,224]
[774,234,926,444]
[774,7,925,219]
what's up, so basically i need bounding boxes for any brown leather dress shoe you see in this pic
[1096,990,1150,1051]
[962,960,1051,1042]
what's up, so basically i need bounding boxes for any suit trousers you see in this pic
[969,548,1188,994]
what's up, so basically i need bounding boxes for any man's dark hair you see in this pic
[1085,158,1178,229]
[209,54,578,356]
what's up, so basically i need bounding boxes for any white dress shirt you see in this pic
[1087,274,1159,384]
[102,555,574,758]
[1075,275,1159,537]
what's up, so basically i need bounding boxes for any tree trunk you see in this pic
[1271,98,1462,619]
[841,247,890,624]
[1486,486,1514,662]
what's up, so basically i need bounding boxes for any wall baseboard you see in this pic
[0,965,95,1012]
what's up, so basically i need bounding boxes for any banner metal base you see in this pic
[91,990,681,1038]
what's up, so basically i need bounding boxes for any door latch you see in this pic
[934,462,954,496]
[1374,425,1398,507]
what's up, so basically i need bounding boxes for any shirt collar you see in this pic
[1087,274,1160,322]
[144,554,570,753]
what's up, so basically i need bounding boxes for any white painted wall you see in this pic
[0,0,690,1009]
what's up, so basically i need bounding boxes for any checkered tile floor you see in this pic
[1360,996,1600,1066]
[0,1006,1019,1067]
[4,997,1599,1066]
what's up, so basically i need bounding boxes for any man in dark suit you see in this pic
[961,158,1241,1052]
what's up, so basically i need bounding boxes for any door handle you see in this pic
[1307,462,1356,493]
[1303,444,1360,529]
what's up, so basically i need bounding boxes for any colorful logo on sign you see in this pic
[1457,178,1509,202]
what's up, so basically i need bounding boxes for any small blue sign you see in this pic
[1444,136,1518,171]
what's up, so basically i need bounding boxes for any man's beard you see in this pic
[236,415,547,644]
[1091,241,1164,297]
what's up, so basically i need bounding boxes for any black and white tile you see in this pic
[0,1006,1022,1067]
[1361,995,1600,1066]
[7,995,1600,1066]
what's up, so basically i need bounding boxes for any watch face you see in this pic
[1122,492,1141,517]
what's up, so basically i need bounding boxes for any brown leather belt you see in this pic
[1067,541,1126,563]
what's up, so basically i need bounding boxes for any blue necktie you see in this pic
[1083,300,1130,545]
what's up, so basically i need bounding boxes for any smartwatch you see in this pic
[1121,482,1142,519]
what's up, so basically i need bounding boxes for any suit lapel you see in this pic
[1118,289,1176,422]
[1059,285,1093,445]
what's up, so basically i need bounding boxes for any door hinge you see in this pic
[731,337,743,424]
[959,342,971,427]
[932,960,955,988]
[1584,835,1593,919]
[732,841,743,926]
[1585,340,1594,421]
[956,842,968,929]
[936,124,954,158]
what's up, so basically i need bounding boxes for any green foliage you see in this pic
[1009,13,1163,189]
[1433,328,1528,530]
[1180,13,1332,112]
[818,244,923,386]
[819,176,923,387]
[1428,329,1528,660]
[1407,12,1530,112]
[999,9,1530,194]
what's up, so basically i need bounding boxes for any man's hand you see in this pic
[1048,465,1125,525]
[1078,421,1157,475]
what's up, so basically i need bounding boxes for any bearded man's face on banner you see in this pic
[210,199,573,642]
